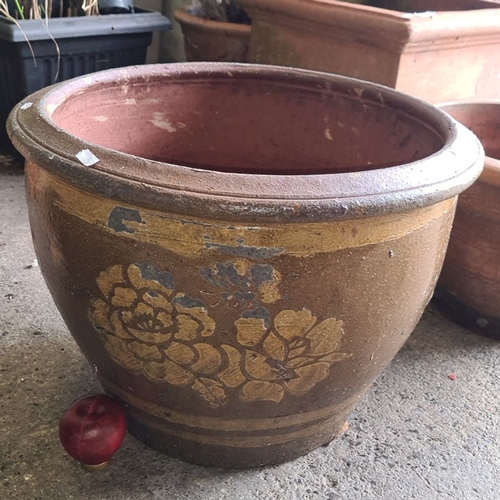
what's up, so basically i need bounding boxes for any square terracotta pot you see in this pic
[239,0,500,103]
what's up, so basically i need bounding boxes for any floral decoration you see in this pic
[90,262,351,407]
[232,308,349,403]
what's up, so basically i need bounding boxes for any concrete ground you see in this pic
[1,156,499,500]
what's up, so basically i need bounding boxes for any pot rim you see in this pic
[8,62,483,222]
[238,0,500,50]
[438,100,500,188]
[174,7,252,34]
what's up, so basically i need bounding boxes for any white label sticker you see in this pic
[76,149,99,167]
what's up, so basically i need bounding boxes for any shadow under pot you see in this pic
[7,63,483,467]
[434,102,500,340]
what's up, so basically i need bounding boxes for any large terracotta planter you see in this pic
[434,102,500,339]
[238,0,500,103]
[174,7,251,62]
[8,63,483,467]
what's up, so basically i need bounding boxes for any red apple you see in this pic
[59,394,127,468]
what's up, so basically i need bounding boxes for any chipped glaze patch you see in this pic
[150,112,177,132]
[45,103,57,115]
[200,259,283,307]
[108,206,144,234]
[205,240,285,259]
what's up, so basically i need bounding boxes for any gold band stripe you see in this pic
[131,406,348,448]
[37,168,457,257]
[101,377,360,433]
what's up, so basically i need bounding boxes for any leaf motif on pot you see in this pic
[128,341,163,362]
[173,294,216,338]
[164,342,196,365]
[306,317,344,356]
[240,380,285,403]
[285,362,332,396]
[144,359,195,386]
[235,316,268,347]
[174,315,201,341]
[274,309,316,341]
[97,265,126,298]
[111,286,138,308]
[191,343,222,375]
[103,335,143,372]
[90,298,111,333]
[192,378,227,407]
[258,281,283,304]
[244,350,283,381]
[218,345,246,388]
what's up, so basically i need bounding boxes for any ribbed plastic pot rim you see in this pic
[7,62,484,222]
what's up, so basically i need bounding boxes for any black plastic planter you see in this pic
[0,10,171,150]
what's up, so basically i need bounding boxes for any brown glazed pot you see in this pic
[174,7,251,62]
[238,0,500,103]
[434,102,500,339]
[8,63,483,467]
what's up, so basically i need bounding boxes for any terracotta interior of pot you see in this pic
[370,0,499,12]
[440,103,500,161]
[50,72,446,175]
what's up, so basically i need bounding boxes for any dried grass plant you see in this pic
[0,0,100,81]
[0,0,99,20]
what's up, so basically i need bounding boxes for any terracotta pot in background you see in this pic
[174,7,251,62]
[238,0,500,103]
[8,63,483,467]
[434,102,500,339]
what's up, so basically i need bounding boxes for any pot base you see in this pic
[125,414,349,468]
[101,378,352,468]
[433,288,500,340]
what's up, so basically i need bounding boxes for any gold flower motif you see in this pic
[89,263,226,406]
[226,309,350,403]
[89,262,351,408]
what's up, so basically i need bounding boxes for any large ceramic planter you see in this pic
[174,7,251,62]
[8,63,483,467]
[434,102,500,339]
[238,0,500,103]
[0,10,171,150]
